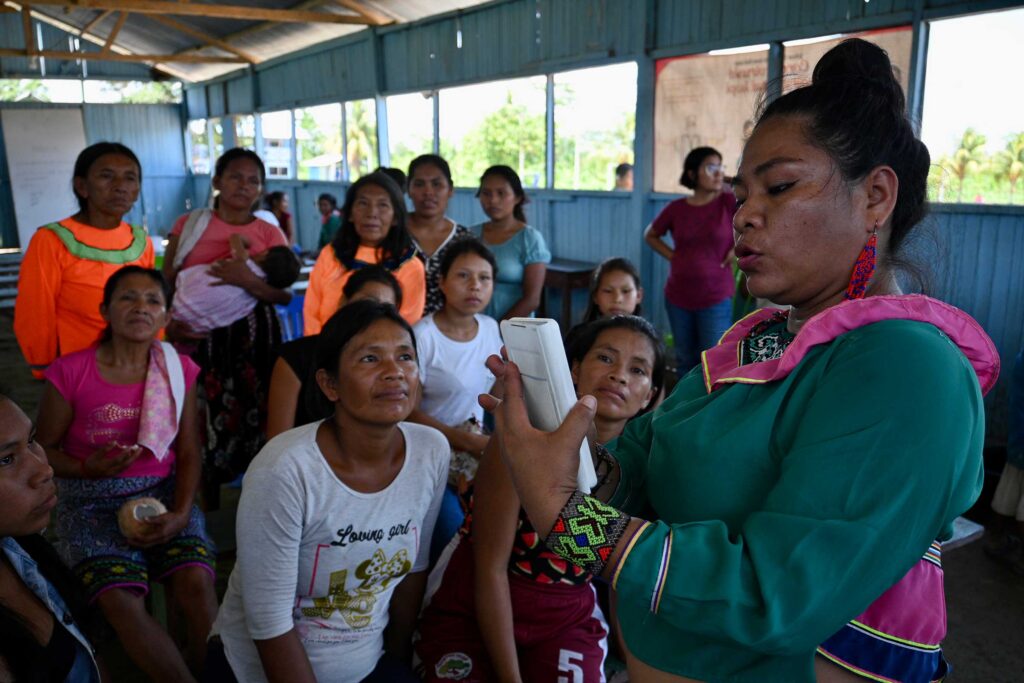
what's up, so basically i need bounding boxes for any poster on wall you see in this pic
[653,27,911,194]
[1,108,87,249]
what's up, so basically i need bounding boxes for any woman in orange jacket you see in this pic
[14,142,154,379]
[304,172,425,334]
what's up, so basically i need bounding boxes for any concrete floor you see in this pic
[2,313,1022,681]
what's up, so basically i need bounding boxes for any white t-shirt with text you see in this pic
[212,421,449,682]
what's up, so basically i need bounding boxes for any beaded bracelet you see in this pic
[545,490,630,577]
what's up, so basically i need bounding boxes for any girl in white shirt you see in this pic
[210,300,449,683]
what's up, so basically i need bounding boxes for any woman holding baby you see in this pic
[162,148,292,505]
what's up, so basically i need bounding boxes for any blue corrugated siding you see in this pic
[255,38,377,110]
[225,74,254,115]
[185,86,207,120]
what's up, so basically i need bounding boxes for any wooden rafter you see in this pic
[28,1,370,25]
[148,14,259,63]
[332,0,391,26]
[0,47,247,63]
[21,5,34,55]
[101,10,126,53]
[79,8,112,36]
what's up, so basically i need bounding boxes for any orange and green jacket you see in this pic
[14,217,154,378]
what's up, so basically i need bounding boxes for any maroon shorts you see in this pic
[417,539,608,682]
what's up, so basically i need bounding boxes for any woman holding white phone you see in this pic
[416,316,665,683]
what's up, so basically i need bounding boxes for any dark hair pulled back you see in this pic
[438,237,497,279]
[342,265,404,308]
[408,154,454,188]
[679,147,721,190]
[315,299,416,377]
[757,38,930,262]
[99,266,170,342]
[583,257,643,323]
[566,315,666,417]
[72,142,142,211]
[477,165,528,223]
[214,148,267,185]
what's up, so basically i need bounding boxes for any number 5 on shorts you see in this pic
[557,649,584,683]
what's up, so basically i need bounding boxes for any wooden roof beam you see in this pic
[0,47,248,63]
[332,0,391,26]
[148,14,259,63]
[100,9,126,54]
[29,1,370,25]
[21,5,34,55]
[78,8,112,36]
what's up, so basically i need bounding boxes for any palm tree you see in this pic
[941,128,987,202]
[345,100,377,179]
[992,132,1024,204]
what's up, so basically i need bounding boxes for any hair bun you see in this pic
[811,38,905,112]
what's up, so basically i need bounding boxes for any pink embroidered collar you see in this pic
[700,294,1000,395]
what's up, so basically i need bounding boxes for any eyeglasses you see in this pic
[704,164,724,176]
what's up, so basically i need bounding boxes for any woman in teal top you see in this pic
[472,165,551,320]
[479,40,1000,683]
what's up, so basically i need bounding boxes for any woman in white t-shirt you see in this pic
[410,238,503,491]
[210,300,449,683]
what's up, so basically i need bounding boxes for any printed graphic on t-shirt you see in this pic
[86,401,140,444]
[296,518,419,643]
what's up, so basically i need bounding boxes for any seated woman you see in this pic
[35,266,217,683]
[416,316,665,683]
[211,301,449,683]
[0,393,101,682]
[304,173,426,333]
[266,265,404,440]
[486,39,998,683]
[564,257,644,353]
[410,238,503,490]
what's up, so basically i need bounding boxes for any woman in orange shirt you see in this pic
[304,172,425,334]
[14,142,154,379]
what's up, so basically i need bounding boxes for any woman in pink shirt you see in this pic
[162,148,291,505]
[36,266,217,682]
[644,147,737,373]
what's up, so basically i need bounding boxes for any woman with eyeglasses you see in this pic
[644,147,736,373]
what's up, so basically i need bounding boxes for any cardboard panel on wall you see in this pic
[653,27,912,195]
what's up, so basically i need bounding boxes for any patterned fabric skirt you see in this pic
[817,542,948,683]
[194,301,281,486]
[53,475,215,602]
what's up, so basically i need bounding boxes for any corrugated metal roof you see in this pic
[15,1,494,82]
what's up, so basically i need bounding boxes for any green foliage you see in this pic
[928,128,1024,205]
[346,100,378,179]
[115,82,181,104]
[0,79,50,102]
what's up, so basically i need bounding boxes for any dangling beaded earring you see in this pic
[844,224,878,301]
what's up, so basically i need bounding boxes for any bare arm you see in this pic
[385,570,427,662]
[500,262,546,321]
[644,223,675,262]
[254,632,317,683]
[36,382,141,478]
[266,358,301,440]
[472,438,524,683]
[407,408,488,457]
[162,234,180,288]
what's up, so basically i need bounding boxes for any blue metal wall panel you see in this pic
[206,82,226,118]
[225,74,254,115]
[255,38,376,110]
[0,121,14,248]
[185,86,207,120]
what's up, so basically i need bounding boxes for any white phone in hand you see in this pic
[500,317,597,493]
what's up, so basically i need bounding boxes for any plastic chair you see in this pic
[276,293,305,342]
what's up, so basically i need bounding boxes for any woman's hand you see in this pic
[80,443,143,479]
[478,354,597,534]
[128,509,189,548]
[209,257,263,290]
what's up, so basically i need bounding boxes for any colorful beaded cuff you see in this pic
[545,490,630,577]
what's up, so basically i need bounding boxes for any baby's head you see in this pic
[253,246,301,289]
[341,265,403,309]
[583,257,643,323]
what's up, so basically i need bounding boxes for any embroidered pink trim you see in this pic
[700,295,1000,396]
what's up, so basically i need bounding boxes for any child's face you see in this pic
[439,253,494,316]
[594,270,641,318]
[101,273,169,343]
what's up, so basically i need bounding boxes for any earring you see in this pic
[844,225,878,301]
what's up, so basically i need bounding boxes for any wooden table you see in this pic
[539,258,596,329]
